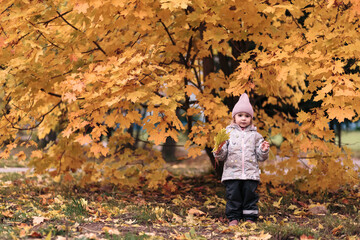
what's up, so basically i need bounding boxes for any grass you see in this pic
[269,131,360,157]
[337,130,360,157]
[128,205,158,224]
[0,145,33,168]
[64,198,89,221]
[259,214,360,239]
[0,157,27,168]
[0,172,23,181]
[269,134,283,147]
[260,222,315,239]
[104,232,151,240]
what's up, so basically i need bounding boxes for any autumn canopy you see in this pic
[0,0,359,192]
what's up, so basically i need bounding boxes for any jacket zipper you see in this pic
[242,136,245,178]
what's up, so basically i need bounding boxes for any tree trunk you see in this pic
[338,122,341,148]
[203,56,224,178]
[205,146,223,180]
[162,136,177,162]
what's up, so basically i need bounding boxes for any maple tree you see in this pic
[0,0,359,191]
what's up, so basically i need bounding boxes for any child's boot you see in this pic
[228,219,239,226]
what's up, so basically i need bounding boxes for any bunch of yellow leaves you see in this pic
[213,129,229,152]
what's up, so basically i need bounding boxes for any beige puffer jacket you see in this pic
[214,124,269,182]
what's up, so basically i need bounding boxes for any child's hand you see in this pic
[215,141,226,154]
[261,141,270,152]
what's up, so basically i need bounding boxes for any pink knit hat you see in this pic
[232,93,254,118]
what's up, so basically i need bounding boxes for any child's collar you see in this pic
[229,123,256,131]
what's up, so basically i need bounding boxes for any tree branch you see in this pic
[40,88,62,98]
[0,24,7,37]
[192,66,203,93]
[138,74,165,98]
[92,41,107,56]
[3,101,62,130]
[0,3,14,16]
[7,33,30,48]
[190,51,203,91]
[185,36,193,63]
[56,11,81,32]
[51,70,73,79]
[130,34,142,48]
[37,69,72,98]
[55,11,107,56]
[81,48,99,54]
[159,19,176,46]
[291,41,310,54]
[159,19,188,66]
[38,10,72,26]
[229,39,243,56]
[38,32,64,50]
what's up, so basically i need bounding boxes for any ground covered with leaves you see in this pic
[0,171,359,240]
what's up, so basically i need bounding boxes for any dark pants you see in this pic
[224,180,259,222]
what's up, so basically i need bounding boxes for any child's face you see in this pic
[234,112,252,128]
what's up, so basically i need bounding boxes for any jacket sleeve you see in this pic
[213,140,229,162]
[255,133,269,162]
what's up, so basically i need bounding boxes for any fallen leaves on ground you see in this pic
[0,172,359,239]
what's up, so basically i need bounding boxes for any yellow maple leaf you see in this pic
[33,216,46,226]
[187,146,202,158]
[75,134,92,145]
[332,60,344,74]
[0,36,6,48]
[239,62,255,76]
[327,106,355,122]
[203,27,229,43]
[133,10,151,19]
[297,111,311,123]
[69,54,78,62]
[184,85,200,96]
[102,227,120,235]
[273,197,283,209]
[31,150,43,159]
[148,127,168,145]
[160,0,191,11]
[91,125,107,141]
[14,151,26,161]
[73,3,89,14]
[110,0,125,7]
[62,127,73,138]
[90,143,109,157]
[188,208,205,216]
[72,81,85,93]
[63,92,77,103]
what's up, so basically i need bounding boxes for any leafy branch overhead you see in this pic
[0,0,359,191]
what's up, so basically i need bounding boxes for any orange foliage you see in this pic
[0,0,359,191]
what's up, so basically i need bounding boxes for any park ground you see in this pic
[0,131,360,239]
[0,156,360,240]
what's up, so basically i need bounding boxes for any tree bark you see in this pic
[162,136,177,162]
[338,122,341,148]
[205,146,223,179]
[203,56,225,178]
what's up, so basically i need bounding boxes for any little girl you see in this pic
[214,93,269,226]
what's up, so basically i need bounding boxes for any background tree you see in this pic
[0,0,359,192]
